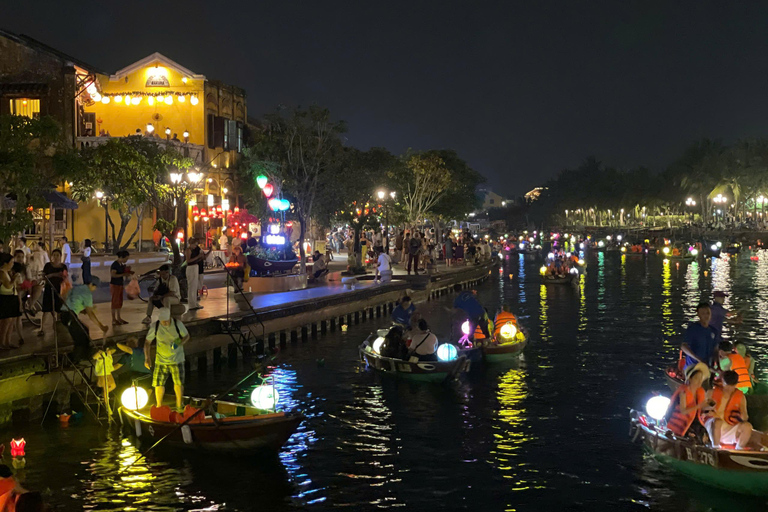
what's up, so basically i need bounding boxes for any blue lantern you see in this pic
[437,344,458,362]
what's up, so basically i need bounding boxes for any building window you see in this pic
[489,199,495,205]
[10,98,40,118]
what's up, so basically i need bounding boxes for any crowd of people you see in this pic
[665,292,758,450]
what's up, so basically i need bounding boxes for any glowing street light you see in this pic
[686,197,696,206]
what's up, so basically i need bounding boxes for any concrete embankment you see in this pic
[0,262,495,427]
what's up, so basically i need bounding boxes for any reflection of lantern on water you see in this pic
[10,438,25,457]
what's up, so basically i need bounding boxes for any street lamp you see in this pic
[713,194,727,221]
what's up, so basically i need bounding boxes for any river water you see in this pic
[6,251,768,511]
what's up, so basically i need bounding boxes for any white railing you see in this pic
[76,136,204,163]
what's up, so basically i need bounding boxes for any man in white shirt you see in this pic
[60,236,72,265]
[218,233,229,251]
[376,248,392,283]
[407,319,439,361]
[144,308,190,410]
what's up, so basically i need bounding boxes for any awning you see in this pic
[0,83,49,95]
[42,191,78,210]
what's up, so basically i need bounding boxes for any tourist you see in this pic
[344,235,355,269]
[38,248,67,337]
[81,239,93,284]
[381,325,407,360]
[395,231,404,263]
[407,232,421,275]
[64,276,109,334]
[228,245,247,289]
[141,265,180,325]
[493,305,518,340]
[92,341,122,399]
[710,291,737,338]
[452,283,490,338]
[60,236,72,266]
[219,232,229,252]
[375,247,392,283]
[406,319,439,361]
[12,251,30,345]
[445,235,454,267]
[702,370,752,449]
[717,341,752,393]
[144,308,190,411]
[681,303,718,369]
[109,250,132,326]
[184,238,206,310]
[0,254,19,350]
[311,250,328,282]
[29,242,49,280]
[665,362,709,437]
[391,296,415,327]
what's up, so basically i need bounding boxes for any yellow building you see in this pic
[72,52,247,249]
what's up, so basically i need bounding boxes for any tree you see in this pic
[394,152,452,226]
[248,105,347,274]
[0,115,73,241]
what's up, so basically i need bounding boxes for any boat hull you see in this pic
[630,412,768,496]
[359,341,469,382]
[120,408,303,453]
[541,274,577,286]
[482,338,527,362]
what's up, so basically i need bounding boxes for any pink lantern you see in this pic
[262,183,274,198]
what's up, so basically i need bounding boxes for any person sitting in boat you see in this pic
[681,303,718,370]
[451,284,491,339]
[735,343,759,386]
[391,296,415,328]
[671,246,681,257]
[380,325,407,360]
[406,319,439,361]
[666,362,709,437]
[144,308,190,412]
[716,341,753,393]
[493,305,518,341]
[701,370,752,450]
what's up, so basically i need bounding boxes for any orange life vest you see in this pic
[493,312,518,339]
[727,353,752,389]
[708,386,745,426]
[0,489,17,512]
[667,384,705,436]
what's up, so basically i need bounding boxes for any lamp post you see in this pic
[377,189,396,252]
[713,194,727,222]
[685,197,696,224]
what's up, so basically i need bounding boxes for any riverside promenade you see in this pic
[0,257,497,425]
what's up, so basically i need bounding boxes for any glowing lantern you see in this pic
[437,344,458,361]
[165,95,173,105]
[268,224,280,235]
[131,96,141,105]
[539,265,547,275]
[256,175,268,189]
[691,249,699,256]
[662,246,670,255]
[646,396,670,421]
[461,320,471,335]
[268,198,282,211]
[190,95,199,105]
[114,95,123,103]
[91,92,102,102]
[372,336,385,354]
[278,199,290,211]
[178,94,186,102]
[10,438,25,457]
[263,183,274,197]
[101,96,110,104]
[240,232,248,240]
[598,240,605,248]
[499,322,517,341]
[251,385,279,410]
[124,94,132,105]
[156,94,164,103]
[120,386,149,411]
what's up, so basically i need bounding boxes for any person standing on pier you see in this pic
[145,308,190,411]
[184,238,206,310]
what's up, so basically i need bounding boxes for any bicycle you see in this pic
[20,286,43,327]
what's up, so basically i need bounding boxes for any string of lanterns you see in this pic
[89,91,200,106]
[257,174,291,211]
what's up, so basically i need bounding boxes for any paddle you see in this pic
[119,368,263,473]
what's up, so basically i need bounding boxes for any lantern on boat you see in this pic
[539,266,547,276]
[120,385,149,411]
[437,344,458,362]
[498,322,517,342]
[372,336,385,354]
[598,240,605,248]
[461,320,471,336]
[251,385,279,410]
[9,438,25,457]
[645,396,670,421]
[662,246,670,255]
[569,267,578,275]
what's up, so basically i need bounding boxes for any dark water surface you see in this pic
[7,251,768,511]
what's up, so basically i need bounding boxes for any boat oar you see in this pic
[119,368,263,473]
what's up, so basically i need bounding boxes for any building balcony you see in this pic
[76,136,204,164]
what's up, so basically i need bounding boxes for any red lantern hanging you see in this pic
[234,207,240,213]
[262,183,274,198]
[200,209,207,216]
[10,438,25,457]
[192,205,199,214]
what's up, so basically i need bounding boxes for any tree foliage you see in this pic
[393,152,452,225]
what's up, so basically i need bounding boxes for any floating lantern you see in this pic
[10,438,25,457]
[461,320,471,336]
[262,183,274,198]
[120,386,149,411]
[372,336,385,354]
[437,344,458,362]
[539,266,547,275]
[250,385,279,410]
[256,175,268,189]
[646,396,670,421]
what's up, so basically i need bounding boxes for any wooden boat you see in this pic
[666,254,696,262]
[247,255,298,274]
[629,409,768,496]
[541,273,577,286]
[664,366,768,430]
[120,397,304,453]
[359,337,470,382]
[482,335,527,362]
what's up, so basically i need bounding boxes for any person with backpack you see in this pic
[144,308,190,411]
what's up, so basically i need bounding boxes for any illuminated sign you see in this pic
[264,235,286,245]
[146,66,170,87]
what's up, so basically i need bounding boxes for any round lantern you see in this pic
[262,183,274,198]
[251,385,279,410]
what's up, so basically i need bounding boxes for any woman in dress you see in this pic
[445,235,454,267]
[81,239,93,284]
[0,253,20,349]
[38,248,67,337]
[228,245,247,289]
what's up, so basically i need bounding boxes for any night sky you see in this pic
[3,1,768,196]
